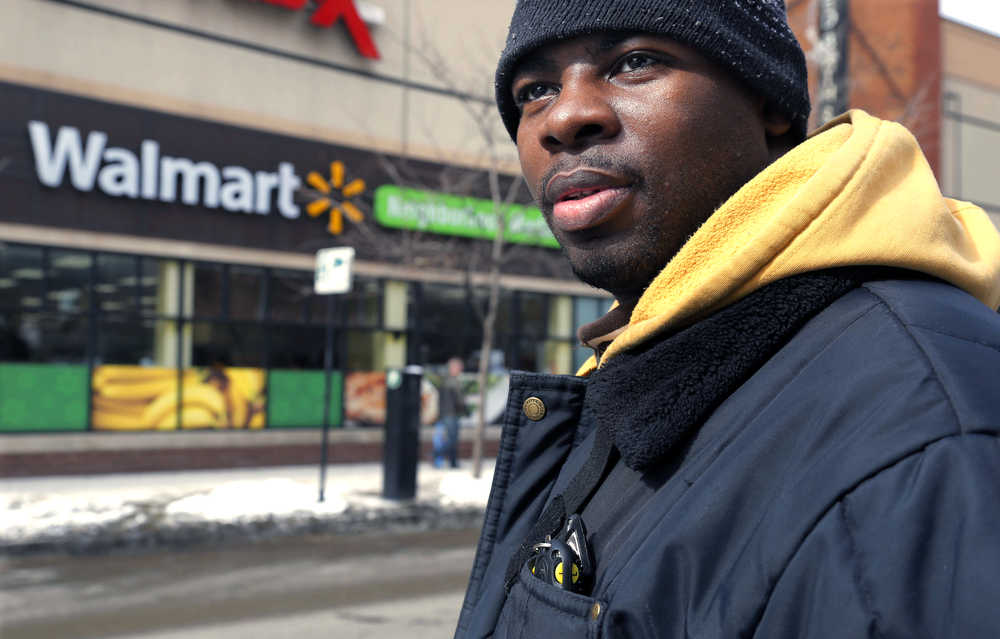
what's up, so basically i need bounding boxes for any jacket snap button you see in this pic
[590,602,602,620]
[522,397,546,421]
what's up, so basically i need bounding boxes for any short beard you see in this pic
[565,217,676,302]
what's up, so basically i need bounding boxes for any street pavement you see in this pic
[2,460,495,555]
[112,591,468,639]
[1,528,479,639]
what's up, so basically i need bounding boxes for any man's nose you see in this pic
[538,78,620,151]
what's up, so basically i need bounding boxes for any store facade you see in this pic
[0,1,612,440]
[0,80,612,434]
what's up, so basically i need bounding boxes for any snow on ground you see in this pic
[0,461,495,550]
[437,470,493,507]
[164,479,350,521]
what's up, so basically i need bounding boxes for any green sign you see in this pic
[0,363,89,432]
[373,185,559,248]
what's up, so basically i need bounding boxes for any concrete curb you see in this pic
[1,501,487,556]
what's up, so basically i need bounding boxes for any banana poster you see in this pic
[92,365,266,430]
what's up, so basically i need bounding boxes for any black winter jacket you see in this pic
[455,275,1000,638]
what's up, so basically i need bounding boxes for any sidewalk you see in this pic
[1,460,495,555]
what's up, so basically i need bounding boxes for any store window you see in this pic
[48,249,91,314]
[340,278,381,327]
[229,265,266,321]
[419,282,483,365]
[542,339,574,375]
[96,253,138,315]
[573,295,610,371]
[14,312,88,363]
[519,292,549,337]
[344,329,380,371]
[0,243,44,312]
[192,262,224,318]
[269,269,314,323]
[138,257,166,317]
[269,323,325,369]
[96,317,167,365]
[191,321,267,367]
[493,288,513,336]
[510,337,540,371]
[0,244,91,363]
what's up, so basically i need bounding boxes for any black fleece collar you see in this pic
[581,270,865,471]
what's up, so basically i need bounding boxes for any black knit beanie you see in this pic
[495,0,810,141]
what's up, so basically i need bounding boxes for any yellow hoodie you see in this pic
[579,109,1000,375]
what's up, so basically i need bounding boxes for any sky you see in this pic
[939,0,1000,38]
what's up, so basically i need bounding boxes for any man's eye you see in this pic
[515,83,555,106]
[616,52,658,74]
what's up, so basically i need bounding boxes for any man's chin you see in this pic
[568,252,657,299]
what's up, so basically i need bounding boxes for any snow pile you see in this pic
[165,479,349,522]
[2,493,141,541]
[436,471,493,507]
[0,462,496,553]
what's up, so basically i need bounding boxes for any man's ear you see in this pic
[761,102,792,138]
[755,98,796,160]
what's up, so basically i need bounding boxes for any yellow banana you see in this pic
[97,377,179,401]
[142,381,226,426]
[153,407,178,430]
[183,382,227,415]
[248,411,266,429]
[92,410,149,430]
[140,388,181,426]
[92,406,146,421]
[93,366,175,388]
[91,395,147,413]
[174,406,221,430]
[228,369,265,401]
[225,384,249,428]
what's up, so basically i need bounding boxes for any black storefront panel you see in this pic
[0,81,570,280]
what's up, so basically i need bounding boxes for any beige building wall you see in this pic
[0,0,519,172]
[8,4,992,237]
[940,19,1000,229]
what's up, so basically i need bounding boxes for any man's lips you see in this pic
[552,187,632,232]
[544,168,632,233]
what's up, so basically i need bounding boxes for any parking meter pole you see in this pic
[383,368,422,500]
[318,296,335,503]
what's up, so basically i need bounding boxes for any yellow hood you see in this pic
[580,109,1000,375]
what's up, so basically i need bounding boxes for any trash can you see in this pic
[383,366,422,500]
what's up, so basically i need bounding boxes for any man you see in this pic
[434,356,466,468]
[455,1,1000,637]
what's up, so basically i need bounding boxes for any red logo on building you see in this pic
[258,0,380,59]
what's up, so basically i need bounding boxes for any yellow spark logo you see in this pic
[305,161,365,235]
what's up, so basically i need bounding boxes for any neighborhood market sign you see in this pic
[374,185,559,248]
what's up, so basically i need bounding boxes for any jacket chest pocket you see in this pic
[494,563,605,639]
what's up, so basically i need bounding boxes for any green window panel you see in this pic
[0,363,89,432]
[268,369,343,428]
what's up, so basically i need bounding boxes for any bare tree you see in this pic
[393,22,539,478]
[294,17,559,477]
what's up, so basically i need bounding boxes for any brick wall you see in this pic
[787,0,941,175]
[0,439,500,477]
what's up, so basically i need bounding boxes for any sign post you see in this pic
[314,247,355,502]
